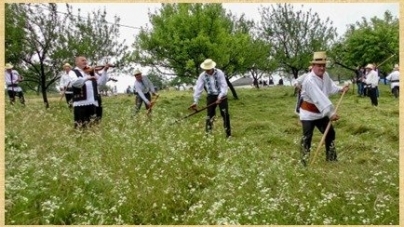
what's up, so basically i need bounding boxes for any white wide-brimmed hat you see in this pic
[133,68,142,75]
[63,63,72,68]
[365,63,374,69]
[200,59,216,70]
[5,63,13,69]
[310,51,327,64]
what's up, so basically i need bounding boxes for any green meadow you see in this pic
[4,84,399,225]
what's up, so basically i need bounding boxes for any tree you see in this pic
[330,11,399,78]
[258,3,337,79]
[131,3,264,99]
[5,4,28,66]
[5,3,128,108]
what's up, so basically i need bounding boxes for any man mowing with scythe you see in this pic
[189,58,231,138]
[299,51,349,166]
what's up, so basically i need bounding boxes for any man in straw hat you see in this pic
[67,56,110,128]
[363,63,379,106]
[133,68,158,115]
[59,63,74,109]
[386,63,400,98]
[5,63,25,106]
[299,51,349,166]
[190,58,231,138]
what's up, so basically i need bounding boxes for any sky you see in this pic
[57,3,399,47]
[54,3,399,92]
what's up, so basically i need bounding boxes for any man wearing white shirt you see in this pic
[133,68,158,115]
[386,64,399,98]
[364,63,379,106]
[5,63,25,106]
[293,65,312,114]
[67,56,109,128]
[59,63,74,109]
[190,58,231,138]
[299,51,349,166]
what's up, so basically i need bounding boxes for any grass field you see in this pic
[4,84,399,224]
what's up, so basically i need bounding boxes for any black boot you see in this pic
[300,137,310,167]
[205,116,213,134]
[326,142,338,162]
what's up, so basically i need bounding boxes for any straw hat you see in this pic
[63,63,72,68]
[310,51,327,64]
[200,59,216,70]
[365,63,374,70]
[5,63,13,69]
[133,68,142,75]
[394,64,399,70]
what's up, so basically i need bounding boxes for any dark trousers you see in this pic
[73,104,96,128]
[301,117,337,163]
[65,93,73,107]
[7,90,25,105]
[135,93,151,114]
[96,95,103,122]
[392,86,399,98]
[206,95,231,137]
[295,91,303,113]
[368,87,378,106]
[356,82,364,96]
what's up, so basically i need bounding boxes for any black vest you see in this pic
[72,69,99,102]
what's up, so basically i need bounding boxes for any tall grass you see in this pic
[5,84,399,224]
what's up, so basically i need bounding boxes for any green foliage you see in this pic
[5,4,28,65]
[5,3,128,107]
[5,85,399,224]
[133,3,234,78]
[331,11,399,74]
[258,3,337,78]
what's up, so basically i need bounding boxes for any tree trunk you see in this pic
[292,68,299,79]
[40,75,49,108]
[225,76,238,100]
[252,77,259,88]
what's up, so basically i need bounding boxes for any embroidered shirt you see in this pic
[193,68,228,104]
[5,70,23,92]
[300,71,342,120]
[59,71,74,94]
[364,69,379,88]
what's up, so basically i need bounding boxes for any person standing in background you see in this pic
[133,68,158,115]
[364,63,379,107]
[59,63,74,109]
[5,63,25,106]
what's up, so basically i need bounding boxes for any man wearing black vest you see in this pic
[190,59,231,138]
[67,56,109,128]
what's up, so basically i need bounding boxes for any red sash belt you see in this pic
[301,101,320,113]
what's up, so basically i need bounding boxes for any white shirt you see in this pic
[193,68,228,104]
[67,67,109,107]
[134,76,156,105]
[293,72,309,87]
[364,70,379,88]
[59,71,74,94]
[386,70,399,89]
[5,70,23,92]
[300,71,342,120]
